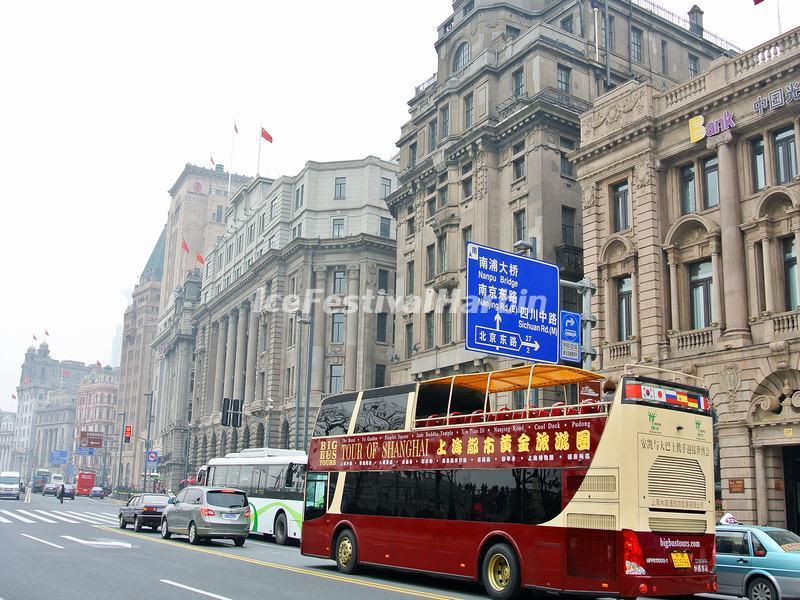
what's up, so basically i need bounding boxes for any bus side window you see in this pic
[304,473,327,520]
[212,466,227,487]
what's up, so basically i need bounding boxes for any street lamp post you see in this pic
[115,411,125,490]
[142,391,153,493]
[297,316,313,450]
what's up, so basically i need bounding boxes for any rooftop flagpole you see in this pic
[227,119,237,198]
[257,124,262,177]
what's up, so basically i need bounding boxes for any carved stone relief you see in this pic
[721,362,741,414]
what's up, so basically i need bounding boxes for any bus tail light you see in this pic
[639,583,649,594]
[623,529,647,576]
[200,507,216,517]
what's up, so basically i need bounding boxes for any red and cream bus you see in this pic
[301,364,716,599]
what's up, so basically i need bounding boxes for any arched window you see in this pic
[453,42,470,72]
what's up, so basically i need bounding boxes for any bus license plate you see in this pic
[223,513,237,520]
[671,552,691,568]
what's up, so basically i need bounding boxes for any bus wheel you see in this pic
[482,543,520,600]
[335,529,359,575]
[274,512,288,546]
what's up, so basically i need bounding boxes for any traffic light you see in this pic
[231,399,243,428]
[221,398,231,426]
[123,425,132,444]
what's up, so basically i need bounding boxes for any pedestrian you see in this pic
[57,484,65,504]
[601,378,617,403]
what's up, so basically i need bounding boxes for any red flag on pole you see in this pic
[11,394,16,400]
[32,334,38,341]
[45,329,49,336]
[234,121,239,134]
[261,128,273,143]
[181,239,190,254]
[196,251,205,265]
[210,154,215,167]
[754,0,765,4]
[96,360,102,368]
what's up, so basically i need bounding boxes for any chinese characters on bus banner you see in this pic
[753,80,800,117]
[309,418,606,472]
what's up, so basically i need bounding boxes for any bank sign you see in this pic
[689,111,735,143]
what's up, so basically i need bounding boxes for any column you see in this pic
[711,133,750,338]
[212,319,226,412]
[233,304,249,402]
[669,261,681,331]
[746,242,761,318]
[762,237,776,313]
[754,445,768,526]
[794,228,800,307]
[223,310,238,401]
[244,304,258,405]
[711,250,724,324]
[604,273,615,342]
[344,265,360,391]
[630,269,639,338]
[311,267,328,398]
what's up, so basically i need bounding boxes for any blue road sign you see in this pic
[560,310,582,363]
[146,450,158,467]
[50,450,68,465]
[75,447,95,456]
[465,242,560,364]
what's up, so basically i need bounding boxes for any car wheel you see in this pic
[134,516,143,532]
[119,515,127,529]
[748,577,777,600]
[481,542,521,600]
[274,512,288,546]
[188,522,201,545]
[160,519,171,540]
[233,537,246,547]
[334,529,358,575]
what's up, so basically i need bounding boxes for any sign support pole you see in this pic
[559,277,598,370]
[115,411,125,490]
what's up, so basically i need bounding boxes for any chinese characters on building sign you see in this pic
[753,80,800,117]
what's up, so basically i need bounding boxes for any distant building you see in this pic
[572,27,800,531]
[74,367,119,487]
[110,323,123,368]
[0,412,15,472]
[32,389,76,476]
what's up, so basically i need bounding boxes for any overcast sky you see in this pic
[1,0,798,412]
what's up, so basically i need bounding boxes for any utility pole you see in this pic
[143,391,153,492]
[115,411,125,490]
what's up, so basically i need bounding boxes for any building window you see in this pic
[513,209,526,244]
[381,177,392,199]
[292,223,302,239]
[442,305,452,345]
[463,0,474,15]
[661,40,668,74]
[464,93,474,129]
[513,156,525,180]
[426,244,436,280]
[270,199,276,220]
[784,237,798,310]
[557,64,571,93]
[680,164,696,214]
[376,313,388,343]
[602,15,614,50]
[332,218,345,238]
[774,127,798,185]
[689,54,699,77]
[425,312,435,349]
[512,68,524,97]
[407,206,415,237]
[378,268,389,293]
[428,120,438,152]
[331,313,345,343]
[295,185,304,210]
[405,323,414,358]
[215,206,223,222]
[453,42,470,72]
[440,106,449,138]
[409,142,418,170]
[562,206,575,245]
[752,137,766,192]
[560,14,573,33]
[612,181,630,231]
[506,25,520,37]
[406,261,415,295]
[374,364,386,388]
[462,176,473,200]
[287,317,295,347]
[462,226,472,266]
[631,27,643,63]
[438,187,448,208]
[426,196,436,218]
[377,216,391,238]
[702,156,720,208]
[333,270,346,295]
[438,235,447,273]
[616,276,633,341]
[689,260,713,329]
[334,177,346,199]
[329,365,344,394]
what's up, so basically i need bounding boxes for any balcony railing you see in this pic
[631,0,741,53]
[414,73,437,97]
[555,244,583,279]
[772,309,800,336]
[668,326,719,356]
[603,338,640,367]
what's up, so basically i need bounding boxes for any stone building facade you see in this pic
[117,229,165,487]
[572,27,800,532]
[0,412,15,472]
[32,389,76,474]
[74,367,119,487]
[187,157,398,479]
[386,0,737,383]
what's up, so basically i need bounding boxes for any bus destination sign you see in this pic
[309,417,606,472]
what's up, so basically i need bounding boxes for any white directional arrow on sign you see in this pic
[494,313,502,328]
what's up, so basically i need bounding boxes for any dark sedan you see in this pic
[62,484,75,500]
[119,494,170,531]
[42,483,58,496]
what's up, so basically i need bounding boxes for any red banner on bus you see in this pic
[309,417,607,472]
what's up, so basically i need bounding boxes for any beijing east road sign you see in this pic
[465,242,560,363]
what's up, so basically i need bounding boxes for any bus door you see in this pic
[303,472,330,553]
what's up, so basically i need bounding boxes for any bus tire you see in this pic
[481,543,521,600]
[274,512,288,545]
[334,529,359,575]
[747,577,777,600]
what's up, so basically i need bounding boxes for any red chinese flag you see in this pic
[625,383,642,399]
[45,329,50,336]
[754,0,765,4]
[32,334,38,341]
[11,394,16,400]
[96,360,102,368]
[181,239,190,254]
[210,154,215,166]
[196,251,205,265]
[234,121,239,134]
[261,128,273,143]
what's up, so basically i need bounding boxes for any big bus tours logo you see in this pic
[648,410,662,433]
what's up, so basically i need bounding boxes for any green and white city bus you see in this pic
[205,448,306,545]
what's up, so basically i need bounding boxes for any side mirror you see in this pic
[167,497,176,505]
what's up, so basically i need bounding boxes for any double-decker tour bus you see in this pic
[205,448,307,545]
[32,468,51,493]
[301,364,716,599]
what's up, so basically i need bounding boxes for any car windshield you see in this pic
[0,476,18,484]
[766,530,800,552]
[206,491,247,508]
[142,495,167,504]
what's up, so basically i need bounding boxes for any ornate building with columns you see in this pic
[74,367,119,487]
[572,27,800,532]
[0,411,16,472]
[32,389,75,476]
[186,157,397,477]
[385,0,736,383]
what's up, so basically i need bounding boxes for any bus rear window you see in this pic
[206,491,247,508]
[622,376,710,414]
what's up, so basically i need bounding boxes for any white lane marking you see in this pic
[87,512,119,520]
[55,511,108,524]
[35,510,80,523]
[82,512,117,522]
[17,510,57,523]
[0,514,11,523]
[60,535,131,548]
[0,510,35,523]
[159,580,233,600]
[20,533,64,548]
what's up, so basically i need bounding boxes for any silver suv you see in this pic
[160,486,250,546]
